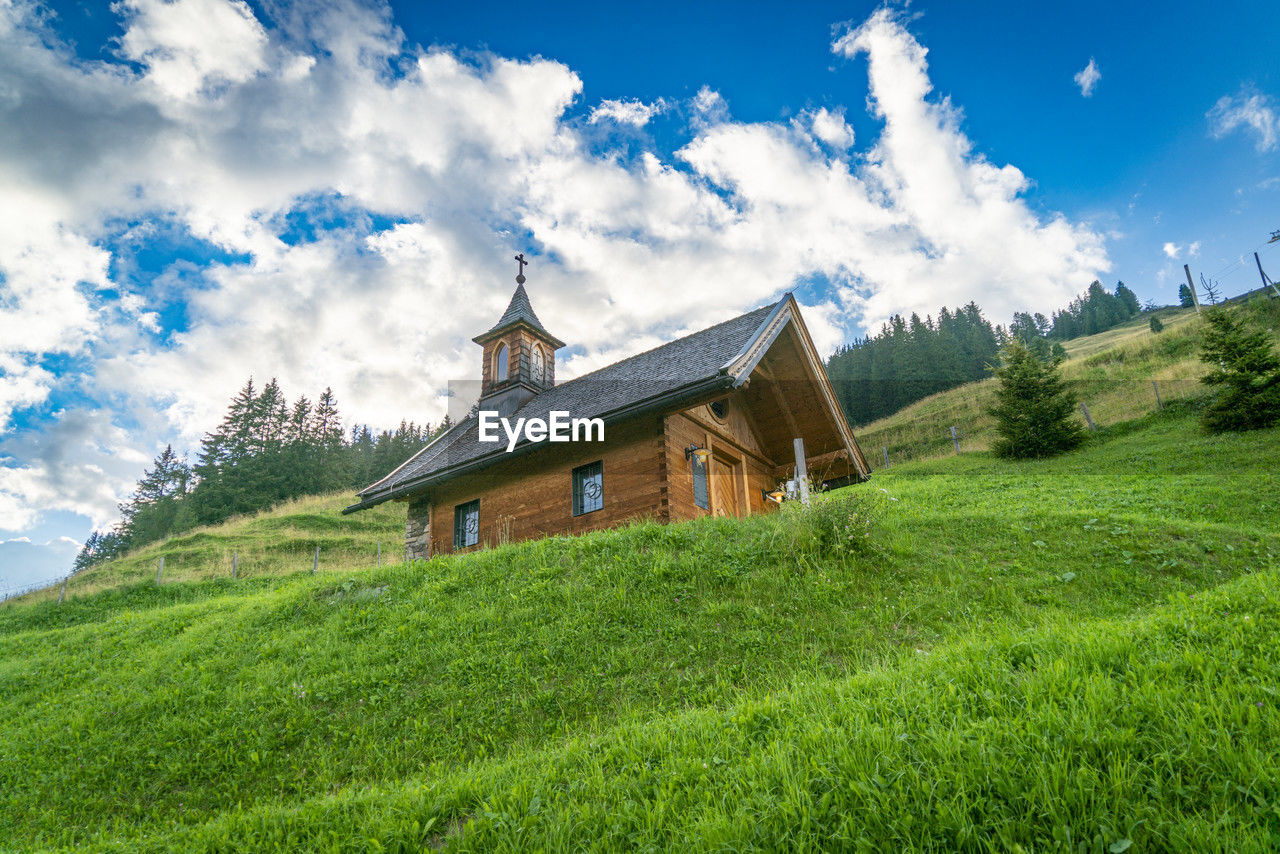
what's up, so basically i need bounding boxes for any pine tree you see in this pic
[1178,283,1196,308]
[989,340,1083,459]
[1198,308,1280,432]
[288,396,313,444]
[118,445,191,546]
[1115,281,1141,316]
[311,388,344,449]
[73,532,101,573]
[1149,316,1164,334]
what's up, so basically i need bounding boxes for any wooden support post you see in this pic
[1080,401,1096,430]
[1256,252,1280,298]
[1152,380,1163,411]
[156,556,164,585]
[231,551,238,579]
[949,426,961,454]
[1184,264,1201,314]
[793,437,811,506]
[377,540,382,567]
[312,546,320,575]
[883,445,890,468]
[58,578,67,604]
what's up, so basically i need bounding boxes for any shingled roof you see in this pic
[472,283,566,348]
[344,296,789,514]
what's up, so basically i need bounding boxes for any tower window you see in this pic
[530,343,546,384]
[495,344,509,381]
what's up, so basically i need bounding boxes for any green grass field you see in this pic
[856,298,1280,466]
[3,300,1279,851]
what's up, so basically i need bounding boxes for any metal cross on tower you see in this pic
[515,253,528,285]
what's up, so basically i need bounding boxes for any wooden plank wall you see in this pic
[663,393,779,523]
[422,415,666,556]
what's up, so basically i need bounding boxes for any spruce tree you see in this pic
[989,340,1083,459]
[1198,308,1280,431]
[1149,316,1164,334]
[1178,283,1196,308]
[1115,281,1141,316]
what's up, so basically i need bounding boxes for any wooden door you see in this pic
[711,451,742,517]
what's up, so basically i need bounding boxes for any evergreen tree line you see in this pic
[75,378,445,571]
[1043,280,1141,340]
[825,303,1003,426]
[827,282,1146,426]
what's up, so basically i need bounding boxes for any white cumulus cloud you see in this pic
[588,98,666,126]
[1208,87,1279,152]
[1074,58,1101,97]
[117,0,270,101]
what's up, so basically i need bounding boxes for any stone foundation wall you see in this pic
[405,495,432,560]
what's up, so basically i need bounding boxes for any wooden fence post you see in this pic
[312,546,320,575]
[1080,401,1096,431]
[949,426,961,454]
[1152,380,1163,411]
[793,437,811,506]
[377,540,382,567]
[58,579,67,604]
[231,551,238,579]
[156,556,164,584]
[883,445,890,468]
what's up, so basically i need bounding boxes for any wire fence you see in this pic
[2,539,394,605]
[0,571,76,603]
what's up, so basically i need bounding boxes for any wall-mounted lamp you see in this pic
[761,488,786,504]
[685,444,710,464]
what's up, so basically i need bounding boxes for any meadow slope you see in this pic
[1,403,1278,851]
[855,295,1280,465]
[4,298,1279,851]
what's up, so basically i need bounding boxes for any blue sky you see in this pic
[2,0,1278,594]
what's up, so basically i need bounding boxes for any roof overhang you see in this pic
[472,320,567,350]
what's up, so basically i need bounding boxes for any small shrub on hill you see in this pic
[1198,307,1280,431]
[1149,316,1164,334]
[783,488,879,559]
[989,340,1083,459]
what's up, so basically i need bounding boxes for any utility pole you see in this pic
[1256,252,1280,298]
[1183,265,1201,314]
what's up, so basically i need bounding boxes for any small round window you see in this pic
[708,400,729,421]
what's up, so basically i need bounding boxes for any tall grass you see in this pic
[116,568,1280,853]
[1,408,1277,850]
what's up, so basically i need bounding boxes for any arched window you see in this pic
[495,344,509,380]
[530,343,546,384]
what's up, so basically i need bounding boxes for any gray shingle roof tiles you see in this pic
[473,283,563,346]
[354,300,780,505]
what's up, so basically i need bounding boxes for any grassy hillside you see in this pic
[103,568,1280,852]
[856,297,1280,465]
[3,296,1278,850]
[13,492,406,605]
[2,402,1278,851]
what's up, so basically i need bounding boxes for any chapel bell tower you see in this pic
[473,254,565,417]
